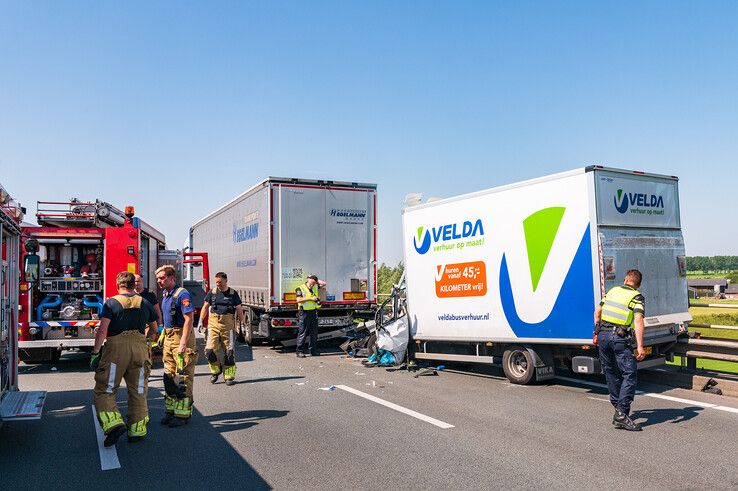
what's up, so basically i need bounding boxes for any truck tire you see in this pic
[502,346,535,384]
[238,309,253,345]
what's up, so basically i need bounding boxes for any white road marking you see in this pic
[714,405,738,414]
[48,405,86,414]
[335,385,454,429]
[91,404,121,471]
[586,396,611,403]
[556,376,738,415]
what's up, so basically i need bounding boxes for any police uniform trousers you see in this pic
[206,313,237,380]
[296,309,319,355]
[598,329,638,415]
[93,330,151,437]
[162,327,198,419]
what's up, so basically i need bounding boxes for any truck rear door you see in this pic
[594,169,690,343]
[324,187,375,303]
[273,184,327,302]
[272,183,376,305]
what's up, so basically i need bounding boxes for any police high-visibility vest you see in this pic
[298,284,321,311]
[601,285,641,327]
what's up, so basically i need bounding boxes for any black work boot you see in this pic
[160,413,175,426]
[613,411,642,431]
[210,373,220,384]
[225,378,235,386]
[168,417,188,428]
[104,424,127,447]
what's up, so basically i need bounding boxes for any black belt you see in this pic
[597,326,633,334]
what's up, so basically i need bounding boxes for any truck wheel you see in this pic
[502,347,535,384]
[238,309,253,345]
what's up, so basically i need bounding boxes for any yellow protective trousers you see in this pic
[205,313,237,380]
[93,331,151,435]
[162,327,197,419]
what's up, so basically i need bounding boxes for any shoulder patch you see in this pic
[182,298,191,307]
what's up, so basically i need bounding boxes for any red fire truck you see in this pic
[1,184,46,424]
[18,199,167,363]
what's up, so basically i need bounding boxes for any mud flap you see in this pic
[524,345,556,382]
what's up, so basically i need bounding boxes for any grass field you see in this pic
[687,273,728,278]
[690,298,738,305]
[667,356,738,374]
[689,305,738,334]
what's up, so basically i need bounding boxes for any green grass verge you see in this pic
[690,299,738,305]
[667,355,738,375]
[689,306,738,334]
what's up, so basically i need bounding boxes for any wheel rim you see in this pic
[507,350,529,378]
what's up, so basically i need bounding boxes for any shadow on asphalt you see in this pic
[0,383,276,489]
[631,406,705,427]
[205,409,290,432]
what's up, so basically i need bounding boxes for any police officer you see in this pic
[155,265,198,427]
[594,269,647,432]
[200,272,245,386]
[91,272,159,446]
[295,274,326,358]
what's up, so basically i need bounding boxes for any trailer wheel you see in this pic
[238,309,253,345]
[502,347,535,384]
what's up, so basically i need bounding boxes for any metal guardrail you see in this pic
[690,303,738,309]
[690,323,738,331]
[672,337,738,364]
[679,301,738,368]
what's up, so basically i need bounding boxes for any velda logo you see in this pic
[413,219,484,254]
[499,206,594,339]
[614,188,664,214]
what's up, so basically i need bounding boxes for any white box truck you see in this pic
[189,177,377,345]
[402,166,690,383]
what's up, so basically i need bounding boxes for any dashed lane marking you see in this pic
[91,404,121,471]
[335,385,454,429]
[556,376,738,415]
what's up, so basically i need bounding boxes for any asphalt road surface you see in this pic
[2,336,738,490]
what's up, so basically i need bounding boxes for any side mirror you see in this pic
[24,254,40,283]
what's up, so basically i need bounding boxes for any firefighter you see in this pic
[294,274,327,357]
[200,272,245,386]
[91,271,159,446]
[155,264,198,427]
[594,269,647,432]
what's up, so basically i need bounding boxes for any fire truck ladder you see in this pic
[36,199,129,228]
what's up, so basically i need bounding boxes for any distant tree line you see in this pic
[687,256,738,273]
[377,262,404,295]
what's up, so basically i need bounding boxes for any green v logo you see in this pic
[522,207,566,292]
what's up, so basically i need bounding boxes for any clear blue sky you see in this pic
[1,1,736,265]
